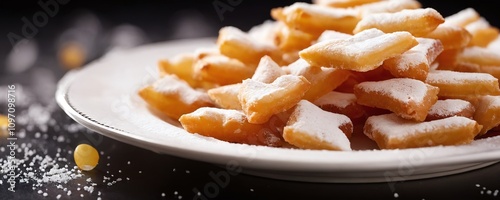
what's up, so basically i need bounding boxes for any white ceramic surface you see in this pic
[56,38,500,183]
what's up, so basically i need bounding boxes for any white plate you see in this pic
[56,38,500,183]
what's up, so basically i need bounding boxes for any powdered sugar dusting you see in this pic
[314,91,356,109]
[426,70,497,84]
[317,30,351,43]
[219,26,273,52]
[366,114,476,139]
[152,74,211,104]
[428,99,473,117]
[355,0,421,16]
[357,78,430,103]
[252,55,285,83]
[185,107,247,125]
[240,75,305,103]
[283,2,358,19]
[288,100,352,151]
[355,8,443,32]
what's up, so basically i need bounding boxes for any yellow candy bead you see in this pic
[0,115,8,137]
[74,144,99,171]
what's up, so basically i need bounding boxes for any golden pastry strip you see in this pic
[443,8,480,27]
[300,28,417,72]
[194,54,255,85]
[354,0,421,17]
[271,2,360,34]
[425,70,500,98]
[425,99,475,121]
[383,38,443,81]
[472,95,500,135]
[313,0,381,8]
[424,24,472,50]
[353,8,444,36]
[207,84,242,110]
[179,107,286,147]
[465,18,499,47]
[354,78,439,121]
[456,47,500,67]
[138,75,214,120]
[217,26,281,65]
[364,114,482,149]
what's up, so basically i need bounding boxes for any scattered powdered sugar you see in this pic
[286,100,352,151]
[426,70,497,84]
[314,91,356,109]
[476,183,499,197]
[152,74,211,104]
[428,99,473,117]
[357,78,429,104]
[366,114,476,139]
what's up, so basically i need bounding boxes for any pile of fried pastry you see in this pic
[139,0,500,151]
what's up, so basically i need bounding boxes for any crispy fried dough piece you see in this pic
[138,75,214,120]
[465,18,500,47]
[217,26,281,65]
[179,107,286,147]
[353,8,444,36]
[313,0,381,8]
[364,114,482,149]
[443,8,480,27]
[300,29,417,72]
[283,100,352,150]
[425,70,500,98]
[207,84,242,110]
[471,95,500,135]
[354,78,439,121]
[382,38,443,81]
[251,55,286,84]
[193,54,256,85]
[238,75,311,124]
[271,2,360,34]
[354,0,421,17]
[425,99,475,121]
[424,24,472,50]
[284,59,350,101]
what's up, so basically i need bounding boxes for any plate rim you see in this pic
[55,38,500,182]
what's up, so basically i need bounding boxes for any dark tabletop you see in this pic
[1,1,500,200]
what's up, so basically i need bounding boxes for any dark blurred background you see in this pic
[0,0,498,79]
[1,1,500,200]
